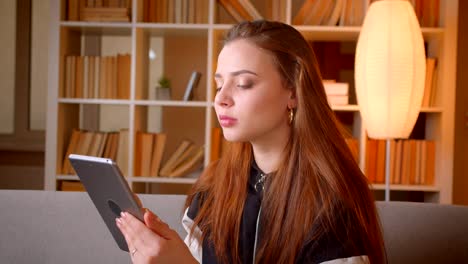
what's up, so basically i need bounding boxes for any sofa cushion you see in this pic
[1,190,468,263]
[376,201,468,263]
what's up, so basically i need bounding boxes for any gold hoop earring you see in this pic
[288,108,295,125]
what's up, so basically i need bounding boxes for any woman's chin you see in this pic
[222,132,246,143]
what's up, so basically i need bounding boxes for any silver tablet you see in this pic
[68,154,144,252]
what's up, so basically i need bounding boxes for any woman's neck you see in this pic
[251,124,290,174]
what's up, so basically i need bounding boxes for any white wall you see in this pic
[0,1,16,134]
[30,0,49,131]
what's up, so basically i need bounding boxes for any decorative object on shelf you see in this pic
[155,76,171,100]
[355,0,426,201]
[183,71,202,101]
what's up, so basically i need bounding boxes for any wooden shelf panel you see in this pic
[371,184,439,192]
[331,105,360,111]
[136,22,210,30]
[58,98,131,105]
[420,107,443,113]
[59,21,132,35]
[134,100,209,107]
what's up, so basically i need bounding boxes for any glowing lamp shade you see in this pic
[355,0,426,139]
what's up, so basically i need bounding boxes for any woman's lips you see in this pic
[219,115,237,127]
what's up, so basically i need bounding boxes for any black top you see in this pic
[186,160,367,263]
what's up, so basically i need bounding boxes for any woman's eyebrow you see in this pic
[214,69,258,78]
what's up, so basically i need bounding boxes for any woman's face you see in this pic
[214,39,295,143]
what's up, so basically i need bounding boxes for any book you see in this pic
[365,139,377,183]
[159,140,193,177]
[425,140,435,185]
[60,181,85,192]
[210,127,222,162]
[323,81,349,95]
[183,71,201,101]
[62,129,82,174]
[293,0,318,25]
[80,7,130,22]
[326,0,344,26]
[327,95,348,106]
[375,140,386,184]
[140,133,155,177]
[168,146,204,178]
[116,129,129,176]
[218,0,244,22]
[237,0,263,20]
[393,140,403,184]
[150,133,167,177]
[422,58,437,107]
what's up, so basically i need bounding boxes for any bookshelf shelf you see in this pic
[214,25,443,41]
[59,22,133,36]
[58,98,132,105]
[135,23,211,30]
[46,0,458,203]
[60,21,133,28]
[331,105,360,112]
[134,100,209,107]
[372,184,439,192]
[420,107,443,113]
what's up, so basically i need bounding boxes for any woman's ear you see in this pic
[288,89,298,109]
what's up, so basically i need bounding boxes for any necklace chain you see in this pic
[254,173,267,192]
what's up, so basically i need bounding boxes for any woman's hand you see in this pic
[116,209,198,264]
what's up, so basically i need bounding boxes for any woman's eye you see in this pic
[238,83,253,89]
[216,87,222,92]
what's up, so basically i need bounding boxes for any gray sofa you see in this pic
[1,190,467,263]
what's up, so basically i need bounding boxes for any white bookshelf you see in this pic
[46,0,459,202]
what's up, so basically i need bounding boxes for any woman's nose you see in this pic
[214,85,234,108]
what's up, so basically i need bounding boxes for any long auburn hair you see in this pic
[186,20,385,264]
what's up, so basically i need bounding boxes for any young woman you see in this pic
[116,20,386,264]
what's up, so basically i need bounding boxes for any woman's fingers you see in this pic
[143,209,174,240]
[116,210,197,264]
[133,193,143,208]
[117,212,164,257]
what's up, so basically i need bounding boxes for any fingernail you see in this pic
[121,212,125,218]
[116,218,121,225]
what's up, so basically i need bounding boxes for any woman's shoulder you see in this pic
[186,191,205,221]
[296,232,368,263]
[296,205,369,263]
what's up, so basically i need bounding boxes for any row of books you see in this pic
[218,0,263,22]
[371,0,440,27]
[60,180,86,192]
[61,129,128,175]
[365,139,435,186]
[134,132,204,178]
[293,0,366,26]
[67,0,131,22]
[62,54,131,100]
[61,129,204,178]
[142,0,209,24]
